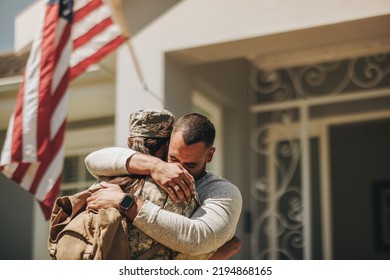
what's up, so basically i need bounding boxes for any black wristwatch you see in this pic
[119,193,136,213]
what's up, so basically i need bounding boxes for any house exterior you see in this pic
[0,0,389,260]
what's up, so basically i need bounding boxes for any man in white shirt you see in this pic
[85,112,242,259]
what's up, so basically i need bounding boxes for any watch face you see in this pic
[120,195,134,210]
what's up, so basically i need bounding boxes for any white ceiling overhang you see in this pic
[166,14,390,70]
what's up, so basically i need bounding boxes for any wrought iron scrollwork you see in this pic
[249,52,389,259]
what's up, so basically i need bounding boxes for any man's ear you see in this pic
[207,147,216,163]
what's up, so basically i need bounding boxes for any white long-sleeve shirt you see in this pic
[85,147,242,255]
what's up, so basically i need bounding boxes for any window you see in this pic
[192,91,224,176]
[61,122,115,195]
[61,154,96,196]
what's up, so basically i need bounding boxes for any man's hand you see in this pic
[209,236,241,260]
[151,160,195,205]
[127,153,195,205]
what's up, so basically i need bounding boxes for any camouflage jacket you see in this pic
[127,178,199,259]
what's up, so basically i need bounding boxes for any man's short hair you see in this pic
[172,113,215,148]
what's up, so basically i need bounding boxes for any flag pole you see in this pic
[107,0,162,103]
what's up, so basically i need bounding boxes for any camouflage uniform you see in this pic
[128,178,199,259]
[124,109,199,259]
[128,109,174,138]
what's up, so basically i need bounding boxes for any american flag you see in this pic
[0,0,125,219]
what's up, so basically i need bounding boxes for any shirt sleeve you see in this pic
[84,147,135,178]
[133,183,242,255]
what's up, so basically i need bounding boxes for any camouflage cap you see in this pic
[129,109,175,138]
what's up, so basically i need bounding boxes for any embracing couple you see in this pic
[53,109,242,260]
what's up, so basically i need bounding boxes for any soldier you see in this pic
[89,109,202,259]
[87,112,242,259]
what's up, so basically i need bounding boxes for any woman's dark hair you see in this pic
[127,137,169,157]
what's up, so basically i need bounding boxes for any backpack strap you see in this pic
[83,212,100,260]
[48,244,57,260]
[83,243,96,260]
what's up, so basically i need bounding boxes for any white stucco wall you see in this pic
[131,0,389,51]
[14,0,45,53]
[115,0,390,145]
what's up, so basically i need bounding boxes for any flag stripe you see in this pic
[11,82,25,162]
[29,120,66,196]
[20,163,40,191]
[73,17,112,49]
[73,0,102,23]
[0,113,14,165]
[1,0,124,220]
[37,4,60,162]
[1,162,18,180]
[39,173,62,220]
[53,19,72,71]
[51,22,68,93]
[52,32,72,95]
[20,6,48,164]
[72,4,110,40]
[70,25,124,79]
[11,163,30,185]
[71,23,122,66]
[36,145,64,201]
[51,85,68,141]
[70,35,124,80]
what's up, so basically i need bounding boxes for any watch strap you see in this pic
[119,193,136,214]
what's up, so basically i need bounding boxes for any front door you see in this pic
[330,119,390,259]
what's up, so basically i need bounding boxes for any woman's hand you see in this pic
[86,181,124,210]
